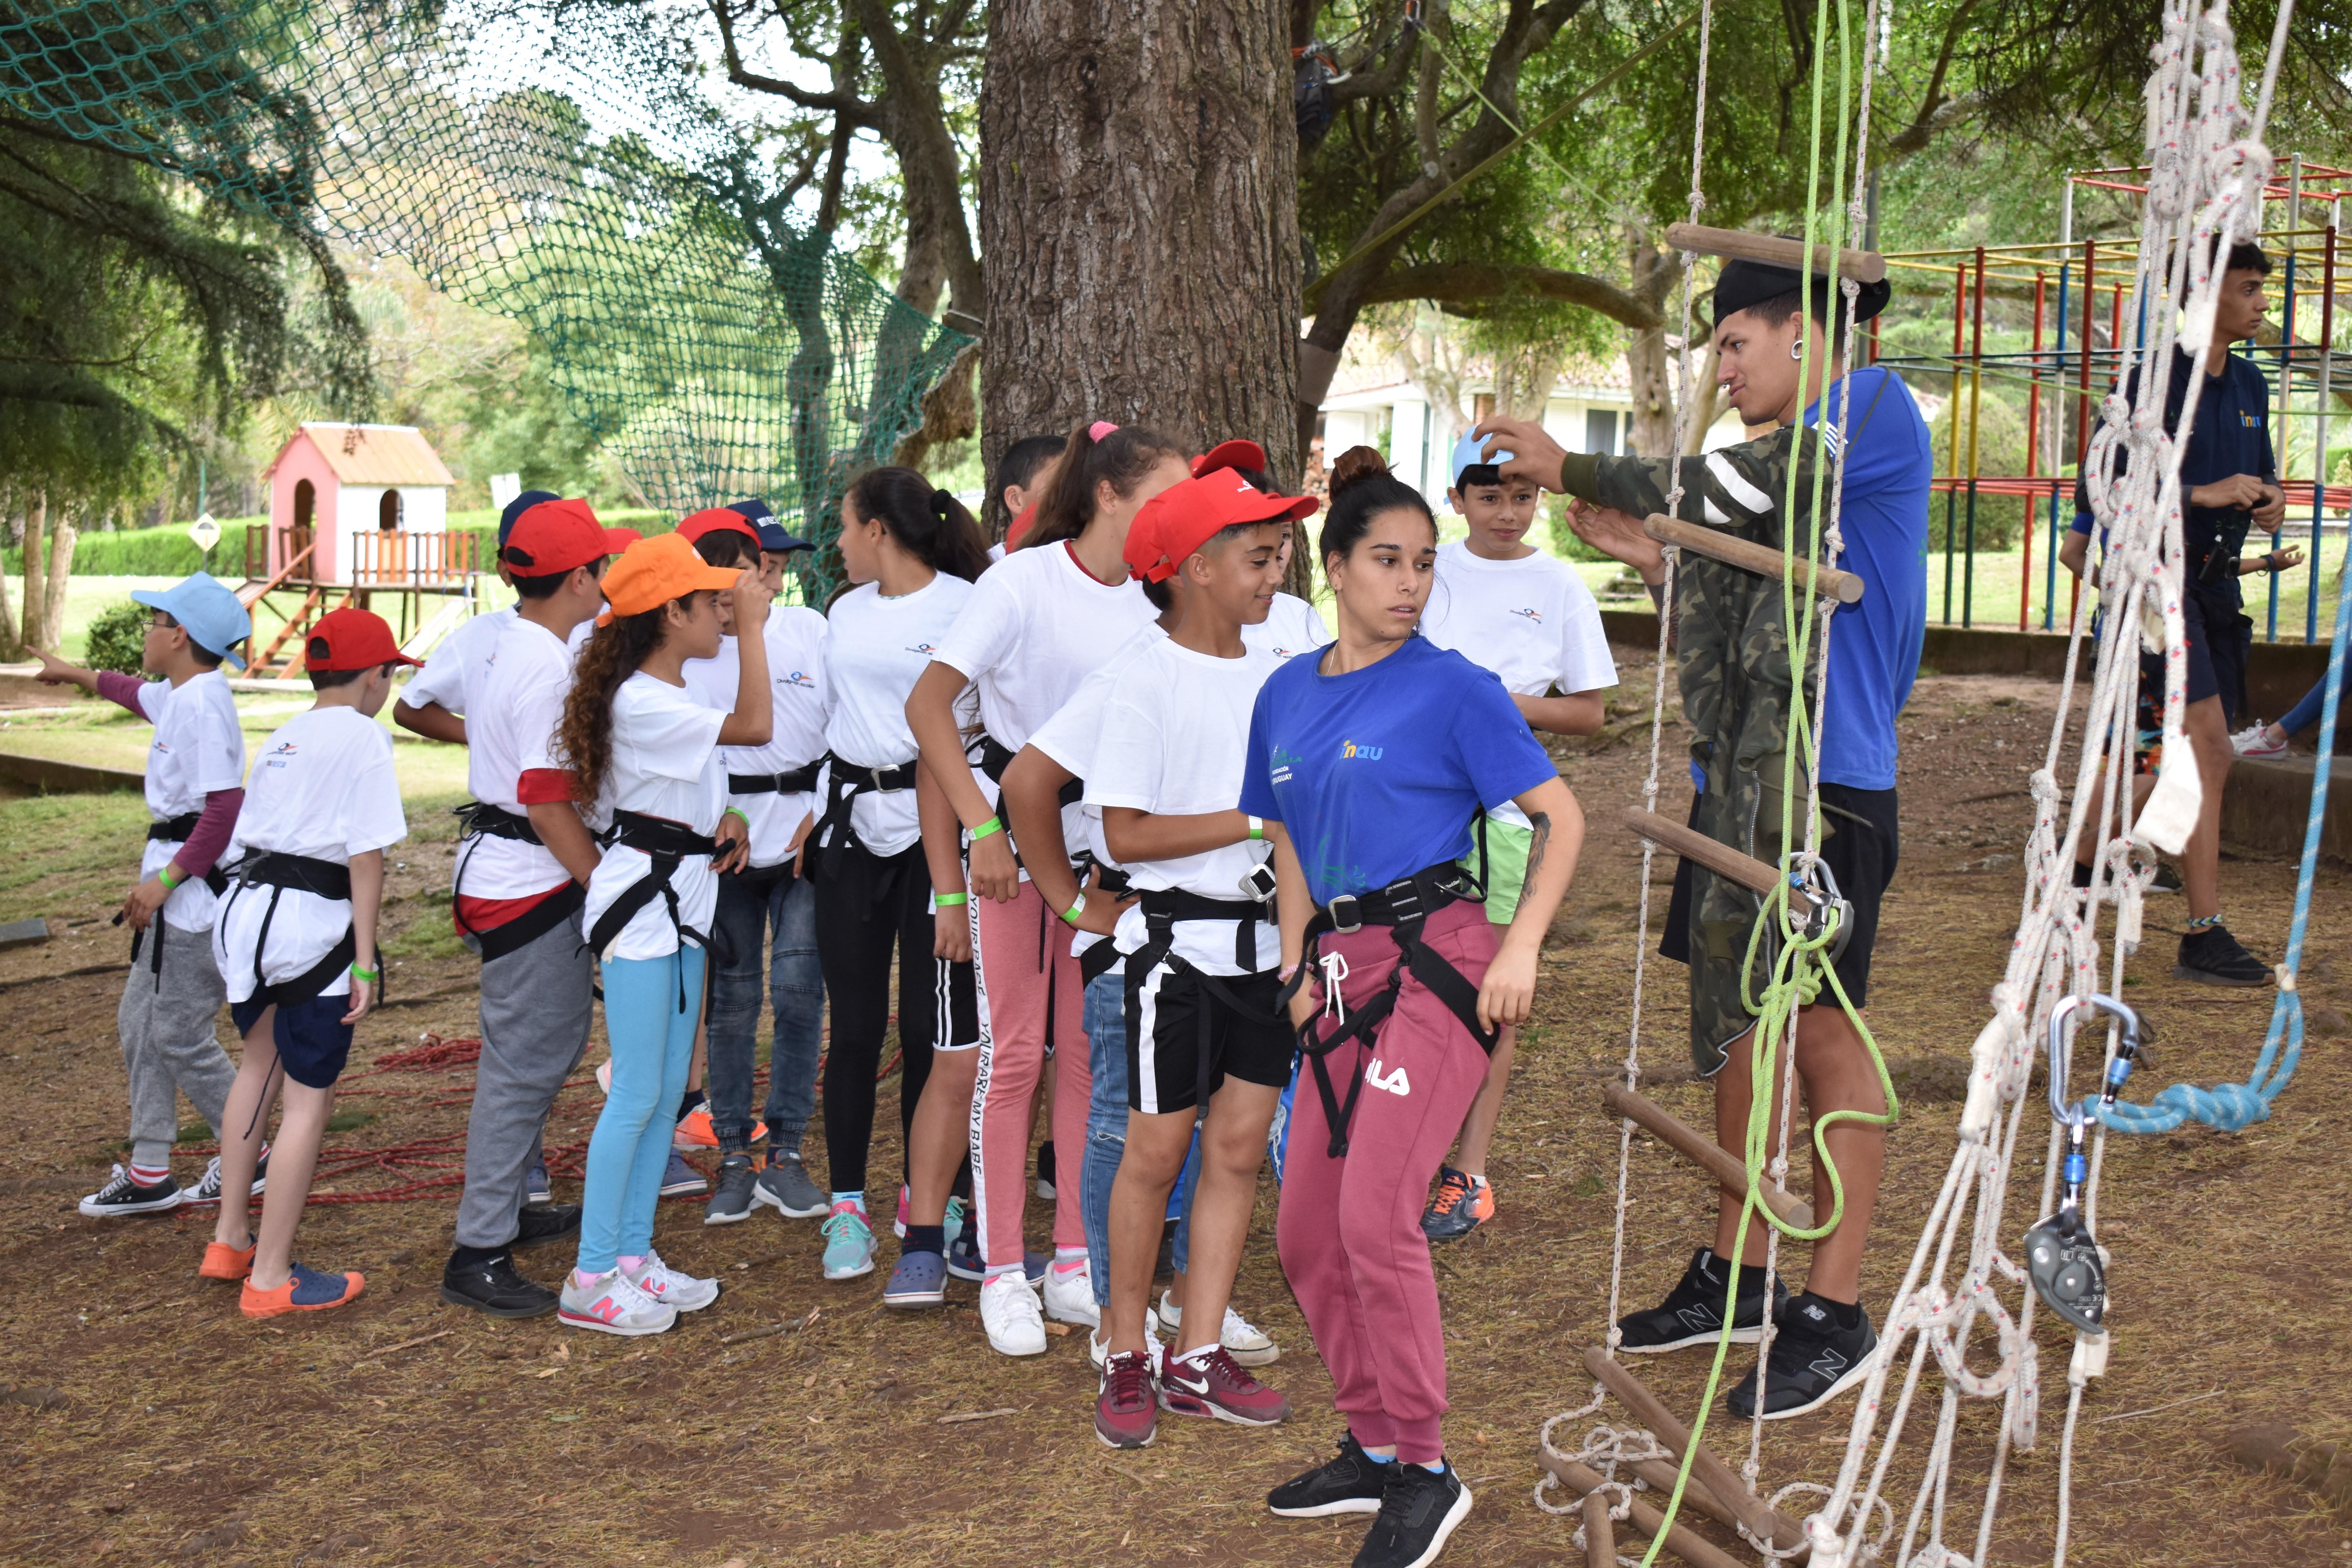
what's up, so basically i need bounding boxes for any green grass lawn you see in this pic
[1922,544,2348,638]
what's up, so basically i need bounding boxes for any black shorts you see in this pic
[2138,585,2250,725]
[230,991,356,1090]
[1662,781,1899,1014]
[1124,962,1293,1115]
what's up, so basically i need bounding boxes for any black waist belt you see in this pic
[588,810,718,1006]
[1129,887,1278,1113]
[728,759,824,796]
[130,810,232,985]
[978,734,1084,809]
[223,851,361,1009]
[450,799,584,960]
[811,753,918,884]
[1277,861,1494,1158]
[454,800,544,844]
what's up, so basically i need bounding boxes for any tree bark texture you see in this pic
[20,490,46,652]
[979,0,1301,489]
[43,512,75,645]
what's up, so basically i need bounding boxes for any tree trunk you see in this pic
[1625,324,1674,460]
[979,0,1300,494]
[44,509,76,648]
[20,490,47,652]
[0,516,16,661]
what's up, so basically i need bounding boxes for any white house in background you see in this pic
[260,422,456,582]
[1318,352,1638,506]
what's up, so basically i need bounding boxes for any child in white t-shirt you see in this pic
[36,573,254,1216]
[1416,431,1616,1242]
[203,607,411,1316]
[556,533,777,1336]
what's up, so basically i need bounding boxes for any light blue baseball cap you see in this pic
[1449,429,1514,490]
[130,572,252,671]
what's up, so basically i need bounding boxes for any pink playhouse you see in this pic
[255,423,461,585]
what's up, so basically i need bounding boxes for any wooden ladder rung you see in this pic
[1664,222,1886,285]
[1539,1448,1752,1568]
[1602,1083,1815,1230]
[1584,1347,1808,1552]
[1619,808,1782,898]
[1646,515,1866,605]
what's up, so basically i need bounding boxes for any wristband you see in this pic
[157,865,184,891]
[1247,815,1264,842]
[722,806,750,828]
[1061,895,1087,926]
[969,815,1004,840]
[932,891,969,908]
[349,964,381,983]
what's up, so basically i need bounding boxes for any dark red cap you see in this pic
[305,605,423,671]
[1191,439,1268,479]
[503,499,641,576]
[1123,470,1319,583]
[679,508,764,550]
[1005,501,1038,549]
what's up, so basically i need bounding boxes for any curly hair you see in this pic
[555,604,669,805]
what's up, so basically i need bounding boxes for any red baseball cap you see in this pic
[305,606,423,671]
[503,499,641,576]
[1191,439,1268,479]
[1123,470,1320,583]
[679,507,764,551]
[1005,501,1039,549]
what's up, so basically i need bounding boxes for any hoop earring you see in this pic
[1790,338,1807,361]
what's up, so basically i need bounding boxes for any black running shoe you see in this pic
[512,1202,583,1248]
[1351,1460,1472,1568]
[2149,861,2182,894]
[1268,1432,1391,1517]
[440,1250,560,1318]
[1615,1247,1788,1354]
[2175,925,2270,986]
[78,1164,182,1218]
[1725,1292,1878,1420]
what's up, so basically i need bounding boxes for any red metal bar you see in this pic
[2025,271,2046,630]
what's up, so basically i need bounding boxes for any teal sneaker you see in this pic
[945,1194,968,1251]
[821,1201,875,1281]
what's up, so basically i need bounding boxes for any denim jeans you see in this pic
[1082,969,1196,1310]
[706,865,823,1155]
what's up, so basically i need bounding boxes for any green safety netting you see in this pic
[0,0,970,593]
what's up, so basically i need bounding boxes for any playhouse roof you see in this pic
[264,423,456,488]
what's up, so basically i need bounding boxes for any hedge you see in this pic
[4,508,669,578]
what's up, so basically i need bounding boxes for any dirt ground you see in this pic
[4,660,2350,1568]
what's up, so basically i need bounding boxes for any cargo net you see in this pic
[0,0,970,593]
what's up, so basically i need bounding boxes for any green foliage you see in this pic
[83,600,151,675]
[1546,497,1617,563]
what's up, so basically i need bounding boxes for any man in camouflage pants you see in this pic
[1476,253,1931,1420]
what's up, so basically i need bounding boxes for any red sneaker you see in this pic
[1095,1350,1159,1449]
[1158,1343,1292,1426]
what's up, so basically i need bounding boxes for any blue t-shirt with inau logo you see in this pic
[1240,635,1558,906]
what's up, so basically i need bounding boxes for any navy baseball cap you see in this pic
[725,497,811,554]
[498,488,562,547]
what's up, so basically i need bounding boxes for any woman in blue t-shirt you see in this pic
[1245,447,1583,1568]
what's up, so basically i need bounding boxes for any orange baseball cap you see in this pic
[503,499,641,576]
[1191,439,1268,479]
[598,532,748,624]
[1123,470,1319,583]
[305,606,423,670]
[679,507,764,550]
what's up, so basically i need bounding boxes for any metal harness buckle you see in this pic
[1327,893,1363,935]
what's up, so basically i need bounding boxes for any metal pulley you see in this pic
[2021,993,2151,1334]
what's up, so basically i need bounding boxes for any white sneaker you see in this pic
[625,1250,721,1312]
[1088,1318,1164,1370]
[2233,722,2291,760]
[558,1267,678,1336]
[979,1270,1048,1357]
[1156,1290,1280,1367]
[1042,1258,1101,1328]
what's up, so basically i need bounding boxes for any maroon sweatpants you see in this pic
[1275,900,1497,1465]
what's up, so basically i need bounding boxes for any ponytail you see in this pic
[844,466,992,582]
[1320,445,1434,570]
[1023,421,1184,552]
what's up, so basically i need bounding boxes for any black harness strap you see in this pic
[450,799,552,953]
[810,753,917,885]
[727,759,824,796]
[978,735,1085,808]
[221,851,366,1009]
[587,811,719,1008]
[1128,888,1275,1114]
[130,810,233,987]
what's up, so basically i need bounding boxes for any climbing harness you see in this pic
[219,851,363,1008]
[585,811,719,1006]
[125,810,232,986]
[807,754,917,883]
[450,800,586,962]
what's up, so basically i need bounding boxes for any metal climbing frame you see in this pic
[1868,162,2350,637]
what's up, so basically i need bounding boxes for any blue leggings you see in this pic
[579,946,705,1276]
[2279,663,2350,738]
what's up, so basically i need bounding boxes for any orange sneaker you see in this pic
[200,1239,256,1281]
[240,1263,366,1318]
[1420,1166,1494,1243]
[672,1106,764,1151]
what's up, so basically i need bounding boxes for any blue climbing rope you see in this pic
[2087,510,2347,1135]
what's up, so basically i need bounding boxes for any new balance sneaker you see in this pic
[1420,1166,1493,1243]
[183,1152,268,1207]
[2176,925,2271,986]
[945,1194,968,1251]
[1725,1293,1879,1420]
[658,1152,708,1197]
[1158,1344,1291,1426]
[978,1270,1048,1357]
[893,1183,911,1240]
[882,1249,949,1309]
[1156,1290,1280,1367]
[705,1154,758,1225]
[524,1160,551,1206]
[945,1223,985,1282]
[2233,722,2291,760]
[626,1250,721,1312]
[821,1202,876,1280]
[1352,1460,1472,1568]
[1267,1432,1390,1517]
[1615,1247,1788,1354]
[1042,1259,1100,1328]
[752,1151,828,1219]
[241,1262,365,1319]
[1096,1349,1159,1448]
[78,1165,182,1217]
[559,1267,677,1336]
[440,1249,559,1318]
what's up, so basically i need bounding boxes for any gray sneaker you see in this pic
[705,1154,758,1225]
[753,1151,828,1218]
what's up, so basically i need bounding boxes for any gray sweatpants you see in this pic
[117,923,237,1171]
[453,910,593,1250]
